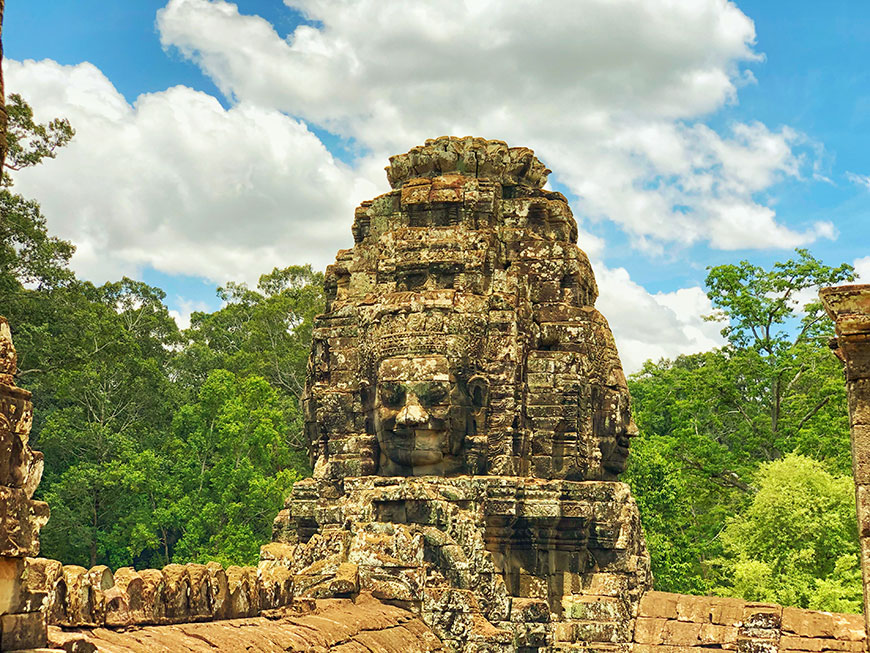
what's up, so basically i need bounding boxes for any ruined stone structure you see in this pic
[0,317,50,650]
[265,136,652,650]
[301,137,634,483]
[2,139,869,652]
[821,284,870,637]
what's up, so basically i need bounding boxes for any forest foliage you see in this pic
[1,96,863,610]
[625,249,859,611]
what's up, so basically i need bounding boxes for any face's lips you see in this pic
[391,428,447,445]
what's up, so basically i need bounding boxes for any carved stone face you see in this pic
[595,383,637,479]
[374,355,468,476]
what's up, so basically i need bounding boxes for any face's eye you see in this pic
[415,383,449,407]
[379,382,405,408]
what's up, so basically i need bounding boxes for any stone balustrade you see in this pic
[23,557,294,628]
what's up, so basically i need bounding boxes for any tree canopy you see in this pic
[626,250,857,609]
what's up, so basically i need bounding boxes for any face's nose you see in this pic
[625,420,639,439]
[396,393,429,427]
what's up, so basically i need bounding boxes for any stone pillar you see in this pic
[820,284,870,638]
[0,317,51,650]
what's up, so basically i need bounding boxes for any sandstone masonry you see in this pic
[0,317,51,650]
[821,284,870,643]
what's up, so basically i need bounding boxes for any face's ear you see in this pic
[467,375,489,410]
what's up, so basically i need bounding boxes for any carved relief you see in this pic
[303,136,636,482]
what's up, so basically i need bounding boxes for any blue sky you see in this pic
[4,0,869,371]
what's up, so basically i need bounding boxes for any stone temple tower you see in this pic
[266,137,652,652]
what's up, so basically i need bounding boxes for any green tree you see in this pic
[177,265,324,446]
[3,93,74,185]
[1,93,76,300]
[167,370,305,566]
[35,280,180,567]
[626,249,855,596]
[712,454,861,613]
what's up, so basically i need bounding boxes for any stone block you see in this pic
[517,573,548,600]
[161,563,190,623]
[0,422,28,490]
[780,635,827,651]
[510,597,549,623]
[0,610,45,650]
[225,566,251,618]
[138,568,165,624]
[738,637,780,653]
[112,568,144,624]
[572,620,625,643]
[700,622,739,645]
[553,621,576,643]
[662,619,702,646]
[359,565,423,602]
[676,594,713,623]
[259,541,297,567]
[782,607,835,638]
[742,603,782,634]
[205,562,229,620]
[633,617,666,645]
[0,556,23,615]
[60,566,94,627]
[710,598,747,627]
[832,613,865,641]
[856,485,870,537]
[186,563,211,620]
[86,565,112,624]
[848,379,870,425]
[102,585,131,627]
[329,562,359,596]
[0,486,49,557]
[258,565,293,610]
[852,424,870,485]
[637,591,679,620]
[423,587,481,614]
[563,595,626,622]
[225,566,258,618]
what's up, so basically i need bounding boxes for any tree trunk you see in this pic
[0,0,7,173]
[90,496,98,567]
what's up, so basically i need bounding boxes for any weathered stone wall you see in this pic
[634,591,865,653]
[821,284,870,636]
[0,317,52,650]
[271,475,651,651]
[31,585,869,653]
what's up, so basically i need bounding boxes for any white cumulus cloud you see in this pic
[595,266,725,373]
[5,58,371,284]
[155,0,831,253]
